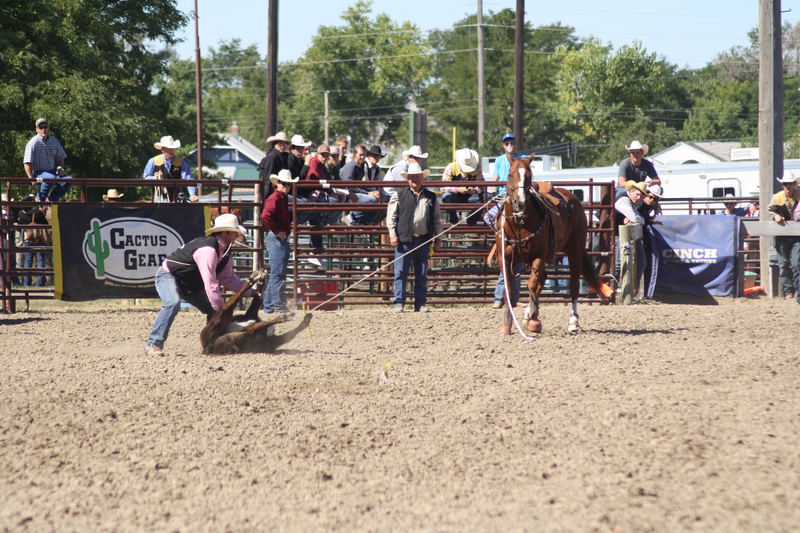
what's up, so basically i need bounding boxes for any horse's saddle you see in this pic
[531,181,571,264]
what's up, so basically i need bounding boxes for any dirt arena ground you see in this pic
[1,295,799,532]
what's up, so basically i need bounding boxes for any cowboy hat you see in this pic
[625,140,649,156]
[290,134,312,148]
[103,189,124,201]
[367,145,387,158]
[400,162,431,179]
[402,145,429,159]
[205,213,247,237]
[269,168,300,186]
[455,148,479,173]
[155,135,181,150]
[777,170,798,184]
[625,180,648,194]
[647,185,664,199]
[266,131,289,145]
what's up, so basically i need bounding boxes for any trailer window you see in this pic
[570,189,584,201]
[711,186,736,198]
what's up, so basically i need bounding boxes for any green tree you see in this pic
[279,0,432,147]
[0,0,189,191]
[554,39,686,166]
[424,10,582,166]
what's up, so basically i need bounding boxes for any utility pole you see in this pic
[193,0,203,181]
[324,91,329,145]
[758,0,784,298]
[477,0,485,149]
[514,0,524,150]
[266,0,279,142]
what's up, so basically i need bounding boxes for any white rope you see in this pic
[305,193,504,312]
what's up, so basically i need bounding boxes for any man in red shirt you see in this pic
[261,169,299,316]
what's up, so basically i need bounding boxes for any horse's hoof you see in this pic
[568,315,580,335]
[527,319,542,334]
[498,326,512,336]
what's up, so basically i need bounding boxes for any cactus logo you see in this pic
[82,217,186,282]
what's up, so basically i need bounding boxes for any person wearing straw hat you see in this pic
[260,169,300,318]
[145,213,253,356]
[102,189,124,202]
[257,131,290,199]
[768,170,800,302]
[386,162,442,313]
[143,135,198,203]
[441,148,485,226]
[617,140,660,196]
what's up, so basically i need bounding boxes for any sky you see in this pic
[171,0,799,70]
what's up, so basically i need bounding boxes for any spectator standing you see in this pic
[23,118,72,202]
[261,169,299,318]
[485,133,523,309]
[386,162,442,313]
[286,134,322,250]
[257,131,290,199]
[17,197,49,287]
[441,148,485,226]
[768,171,800,302]
[143,136,198,203]
[144,214,253,356]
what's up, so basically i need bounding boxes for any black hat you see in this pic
[367,145,387,158]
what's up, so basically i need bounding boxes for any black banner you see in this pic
[52,204,209,300]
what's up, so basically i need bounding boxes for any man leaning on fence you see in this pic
[768,171,800,303]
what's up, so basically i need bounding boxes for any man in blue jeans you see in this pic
[261,169,298,317]
[386,162,442,313]
[145,214,254,357]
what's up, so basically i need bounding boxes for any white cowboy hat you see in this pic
[205,213,247,237]
[777,170,798,184]
[266,131,289,144]
[270,168,300,186]
[647,185,664,199]
[402,145,429,159]
[103,189,124,201]
[154,135,181,150]
[400,162,431,179]
[625,140,649,156]
[290,134,312,148]
[455,148,479,173]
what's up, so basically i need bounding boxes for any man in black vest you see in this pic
[144,214,255,356]
[386,162,442,313]
[257,131,290,199]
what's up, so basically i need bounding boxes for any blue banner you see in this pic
[647,215,740,297]
[51,204,209,301]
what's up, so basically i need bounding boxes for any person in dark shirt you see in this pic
[261,169,299,316]
[617,140,660,198]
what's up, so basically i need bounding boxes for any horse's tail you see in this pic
[581,254,611,304]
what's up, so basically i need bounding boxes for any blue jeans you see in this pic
[441,191,484,225]
[494,263,523,306]
[22,242,46,286]
[350,193,379,224]
[775,236,800,297]
[289,195,323,249]
[147,267,214,350]
[35,170,72,202]
[393,236,430,308]
[264,232,291,313]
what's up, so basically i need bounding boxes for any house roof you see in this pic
[650,141,742,165]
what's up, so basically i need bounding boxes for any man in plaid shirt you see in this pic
[23,118,72,202]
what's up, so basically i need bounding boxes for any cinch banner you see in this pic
[51,204,209,301]
[646,215,740,297]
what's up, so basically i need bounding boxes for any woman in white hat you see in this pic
[441,148,485,225]
[145,213,254,356]
[617,140,660,195]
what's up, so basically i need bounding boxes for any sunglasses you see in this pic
[503,141,515,145]
[37,125,49,130]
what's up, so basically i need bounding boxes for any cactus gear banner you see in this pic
[51,204,209,300]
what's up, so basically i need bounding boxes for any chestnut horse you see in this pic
[495,154,608,335]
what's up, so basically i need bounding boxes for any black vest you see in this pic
[165,235,232,296]
[395,187,436,243]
